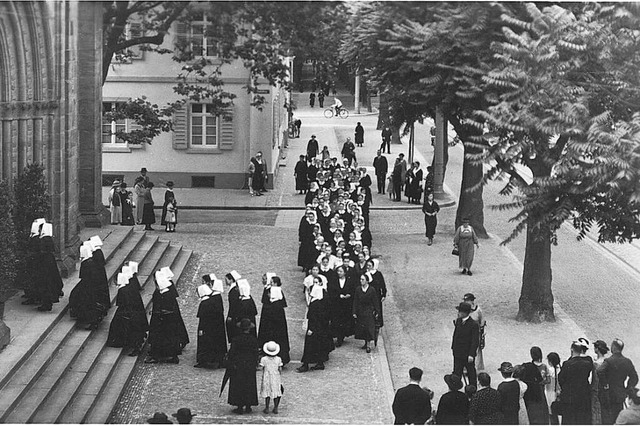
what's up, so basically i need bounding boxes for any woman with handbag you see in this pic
[453,217,479,276]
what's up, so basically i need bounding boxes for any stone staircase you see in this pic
[0,226,192,424]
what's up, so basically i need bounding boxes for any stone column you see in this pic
[77,1,105,228]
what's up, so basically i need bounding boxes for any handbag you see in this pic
[452,245,459,256]
[550,372,563,416]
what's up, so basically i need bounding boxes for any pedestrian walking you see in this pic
[366,258,386,333]
[615,388,640,424]
[545,352,562,425]
[341,137,356,167]
[453,217,479,275]
[226,318,259,414]
[69,241,110,328]
[392,367,433,425]
[225,270,242,341]
[422,192,439,245]
[469,372,504,425]
[309,92,316,108]
[194,276,227,369]
[134,176,145,224]
[436,374,469,425]
[119,182,135,225]
[373,150,388,194]
[297,282,334,372]
[381,125,392,153]
[294,155,309,194]
[558,338,594,425]
[463,293,485,370]
[161,181,175,227]
[141,182,156,230]
[521,346,548,424]
[352,273,380,354]
[260,341,283,414]
[108,180,122,224]
[513,364,531,425]
[33,222,64,312]
[257,274,291,365]
[317,91,325,108]
[306,134,319,160]
[171,408,195,424]
[592,340,609,425]
[598,338,639,424]
[327,265,355,347]
[21,218,45,305]
[498,361,521,425]
[355,122,364,147]
[452,302,479,388]
[107,263,148,356]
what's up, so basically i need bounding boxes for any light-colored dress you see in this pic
[545,365,561,414]
[259,355,283,398]
[517,379,530,425]
[454,225,478,269]
[134,183,145,223]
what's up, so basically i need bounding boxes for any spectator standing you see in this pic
[615,388,640,425]
[406,161,423,204]
[250,152,266,196]
[165,196,177,232]
[497,362,520,425]
[161,181,175,227]
[260,341,283,414]
[392,367,432,425]
[318,91,325,107]
[294,155,309,195]
[558,338,593,425]
[452,302,479,388]
[512,365,531,425]
[134,176,146,224]
[436,374,469,425]
[398,153,407,194]
[598,338,639,424]
[424,166,434,195]
[119,182,135,225]
[392,157,403,201]
[422,192,440,245]
[294,117,302,138]
[381,125,392,154]
[226,318,259,414]
[355,122,364,147]
[463,293,485,370]
[545,352,562,425]
[138,167,150,187]
[141,182,156,230]
[373,150,388,195]
[108,180,122,225]
[309,92,316,108]
[469,372,504,425]
[341,137,356,167]
[454,217,480,276]
[521,347,548,424]
[592,340,609,424]
[147,412,172,424]
[307,135,319,160]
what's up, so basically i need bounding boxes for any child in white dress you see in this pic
[260,341,283,414]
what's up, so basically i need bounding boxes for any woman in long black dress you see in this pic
[327,265,355,347]
[227,319,259,414]
[107,265,149,356]
[352,273,381,353]
[422,191,440,245]
[294,155,309,194]
[145,271,185,364]
[298,210,318,273]
[366,258,387,332]
[69,241,110,329]
[194,276,227,369]
[22,219,45,305]
[34,223,64,311]
[257,274,291,365]
[119,182,135,225]
[297,280,334,372]
[236,279,258,338]
[160,181,175,226]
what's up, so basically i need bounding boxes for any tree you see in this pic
[476,3,640,321]
[0,180,17,304]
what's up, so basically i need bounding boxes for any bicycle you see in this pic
[324,107,349,119]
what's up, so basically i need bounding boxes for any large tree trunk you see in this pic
[455,142,487,237]
[517,224,555,322]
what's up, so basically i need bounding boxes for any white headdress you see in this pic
[211,279,224,295]
[40,223,53,238]
[237,279,251,299]
[128,261,139,274]
[117,272,130,288]
[309,284,324,302]
[79,242,93,261]
[230,270,241,281]
[197,284,213,300]
[155,270,172,293]
[30,218,46,236]
[269,286,283,302]
[160,266,174,279]
[89,236,103,250]
[265,272,276,284]
[209,273,217,281]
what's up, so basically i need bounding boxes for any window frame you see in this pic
[102,101,129,145]
[189,103,220,149]
[188,13,219,58]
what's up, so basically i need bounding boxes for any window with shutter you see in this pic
[219,108,234,150]
[189,104,218,148]
[172,104,188,150]
[102,102,127,145]
[174,16,218,58]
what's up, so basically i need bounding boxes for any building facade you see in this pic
[102,13,289,190]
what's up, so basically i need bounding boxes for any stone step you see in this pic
[0,228,135,420]
[27,235,168,424]
[60,244,192,424]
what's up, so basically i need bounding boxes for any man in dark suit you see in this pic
[373,150,388,195]
[497,362,520,425]
[392,367,432,425]
[598,338,639,424]
[451,302,479,387]
[306,135,319,160]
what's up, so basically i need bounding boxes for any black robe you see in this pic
[160,189,173,225]
[23,236,42,301]
[301,292,335,364]
[120,191,135,225]
[226,285,241,341]
[353,285,380,341]
[236,297,258,338]
[297,219,316,269]
[226,332,259,407]
[107,280,149,349]
[148,285,185,359]
[38,236,64,307]
[257,287,291,365]
[294,160,309,191]
[327,275,355,339]
[369,270,387,327]
[69,257,110,325]
[422,200,440,239]
[196,294,228,366]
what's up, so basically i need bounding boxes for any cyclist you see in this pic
[331,97,343,117]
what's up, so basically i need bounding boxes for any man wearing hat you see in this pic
[147,412,172,424]
[497,362,520,425]
[171,408,194,424]
[138,167,150,187]
[392,367,432,425]
[451,302,480,387]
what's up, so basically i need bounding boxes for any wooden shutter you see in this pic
[172,104,188,150]
[219,108,234,150]
[175,22,189,50]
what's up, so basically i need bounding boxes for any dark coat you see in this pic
[69,258,110,325]
[38,236,64,306]
[392,383,432,425]
[301,293,334,364]
[107,280,149,349]
[352,285,380,341]
[297,218,317,269]
[469,387,504,425]
[148,286,185,359]
[257,288,290,365]
[226,285,241,340]
[307,138,319,158]
[521,361,549,424]
[422,200,440,238]
[497,379,520,425]
[161,189,174,225]
[120,191,135,225]
[436,390,469,425]
[559,355,593,407]
[294,160,309,191]
[451,317,479,359]
[373,155,388,177]
[141,188,155,225]
[236,297,258,338]
[355,124,364,144]
[369,270,387,327]
[226,332,259,407]
[598,353,639,404]
[196,294,228,366]
[327,275,355,338]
